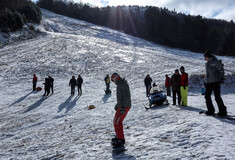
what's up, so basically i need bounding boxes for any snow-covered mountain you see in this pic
[0,9,235,160]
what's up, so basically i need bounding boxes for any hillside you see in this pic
[0,9,235,160]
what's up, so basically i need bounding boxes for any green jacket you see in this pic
[115,78,131,112]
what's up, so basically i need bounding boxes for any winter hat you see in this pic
[204,50,212,58]
[111,73,120,82]
[180,66,185,71]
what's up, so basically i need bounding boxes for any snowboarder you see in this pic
[165,74,171,96]
[104,74,111,94]
[111,73,131,147]
[204,51,227,116]
[33,74,37,91]
[43,78,50,96]
[180,66,188,106]
[144,74,152,97]
[48,76,54,94]
[77,75,83,96]
[69,76,77,96]
[171,69,181,105]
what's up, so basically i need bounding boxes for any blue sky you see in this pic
[33,0,235,22]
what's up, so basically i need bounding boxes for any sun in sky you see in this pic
[32,0,235,21]
[72,0,235,21]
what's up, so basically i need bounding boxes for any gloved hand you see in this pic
[120,108,125,114]
[183,85,186,89]
[220,78,225,85]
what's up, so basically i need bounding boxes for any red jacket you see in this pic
[180,72,188,86]
[165,77,171,87]
[33,74,37,82]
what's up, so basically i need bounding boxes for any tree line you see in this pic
[39,0,234,56]
[0,0,42,32]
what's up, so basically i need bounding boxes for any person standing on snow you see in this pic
[33,74,37,91]
[77,75,83,96]
[104,74,111,93]
[165,74,171,96]
[171,69,181,105]
[180,66,188,106]
[48,76,54,94]
[204,51,227,116]
[69,76,77,96]
[43,78,50,96]
[111,73,131,147]
[144,74,152,97]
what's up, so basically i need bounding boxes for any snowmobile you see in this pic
[146,85,169,109]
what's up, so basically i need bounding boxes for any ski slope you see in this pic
[0,9,235,160]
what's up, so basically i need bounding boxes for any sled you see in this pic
[36,87,42,91]
[88,105,96,110]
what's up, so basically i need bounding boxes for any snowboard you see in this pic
[112,145,127,155]
[199,110,235,120]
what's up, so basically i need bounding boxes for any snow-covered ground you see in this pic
[0,9,235,160]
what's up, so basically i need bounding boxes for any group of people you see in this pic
[43,76,54,96]
[144,66,189,106]
[144,51,227,117]
[169,66,189,106]
[32,74,54,96]
[31,51,227,148]
[32,74,83,96]
[69,75,83,96]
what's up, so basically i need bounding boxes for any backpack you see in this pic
[218,59,225,81]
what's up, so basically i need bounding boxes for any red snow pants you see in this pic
[113,107,130,140]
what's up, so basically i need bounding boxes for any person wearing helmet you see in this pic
[111,73,131,147]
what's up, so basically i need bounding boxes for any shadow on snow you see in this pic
[58,95,80,113]
[10,91,33,106]
[102,94,111,103]
[23,94,52,113]
[180,105,235,125]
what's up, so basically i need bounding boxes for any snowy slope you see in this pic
[0,9,235,160]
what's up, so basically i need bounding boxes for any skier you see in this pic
[111,73,131,147]
[144,74,152,97]
[171,69,181,105]
[48,76,54,94]
[43,78,50,96]
[69,76,77,96]
[33,74,37,91]
[180,66,188,106]
[204,51,227,116]
[104,74,111,94]
[77,75,83,96]
[165,74,171,96]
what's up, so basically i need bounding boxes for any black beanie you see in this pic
[180,66,185,71]
[204,50,212,57]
